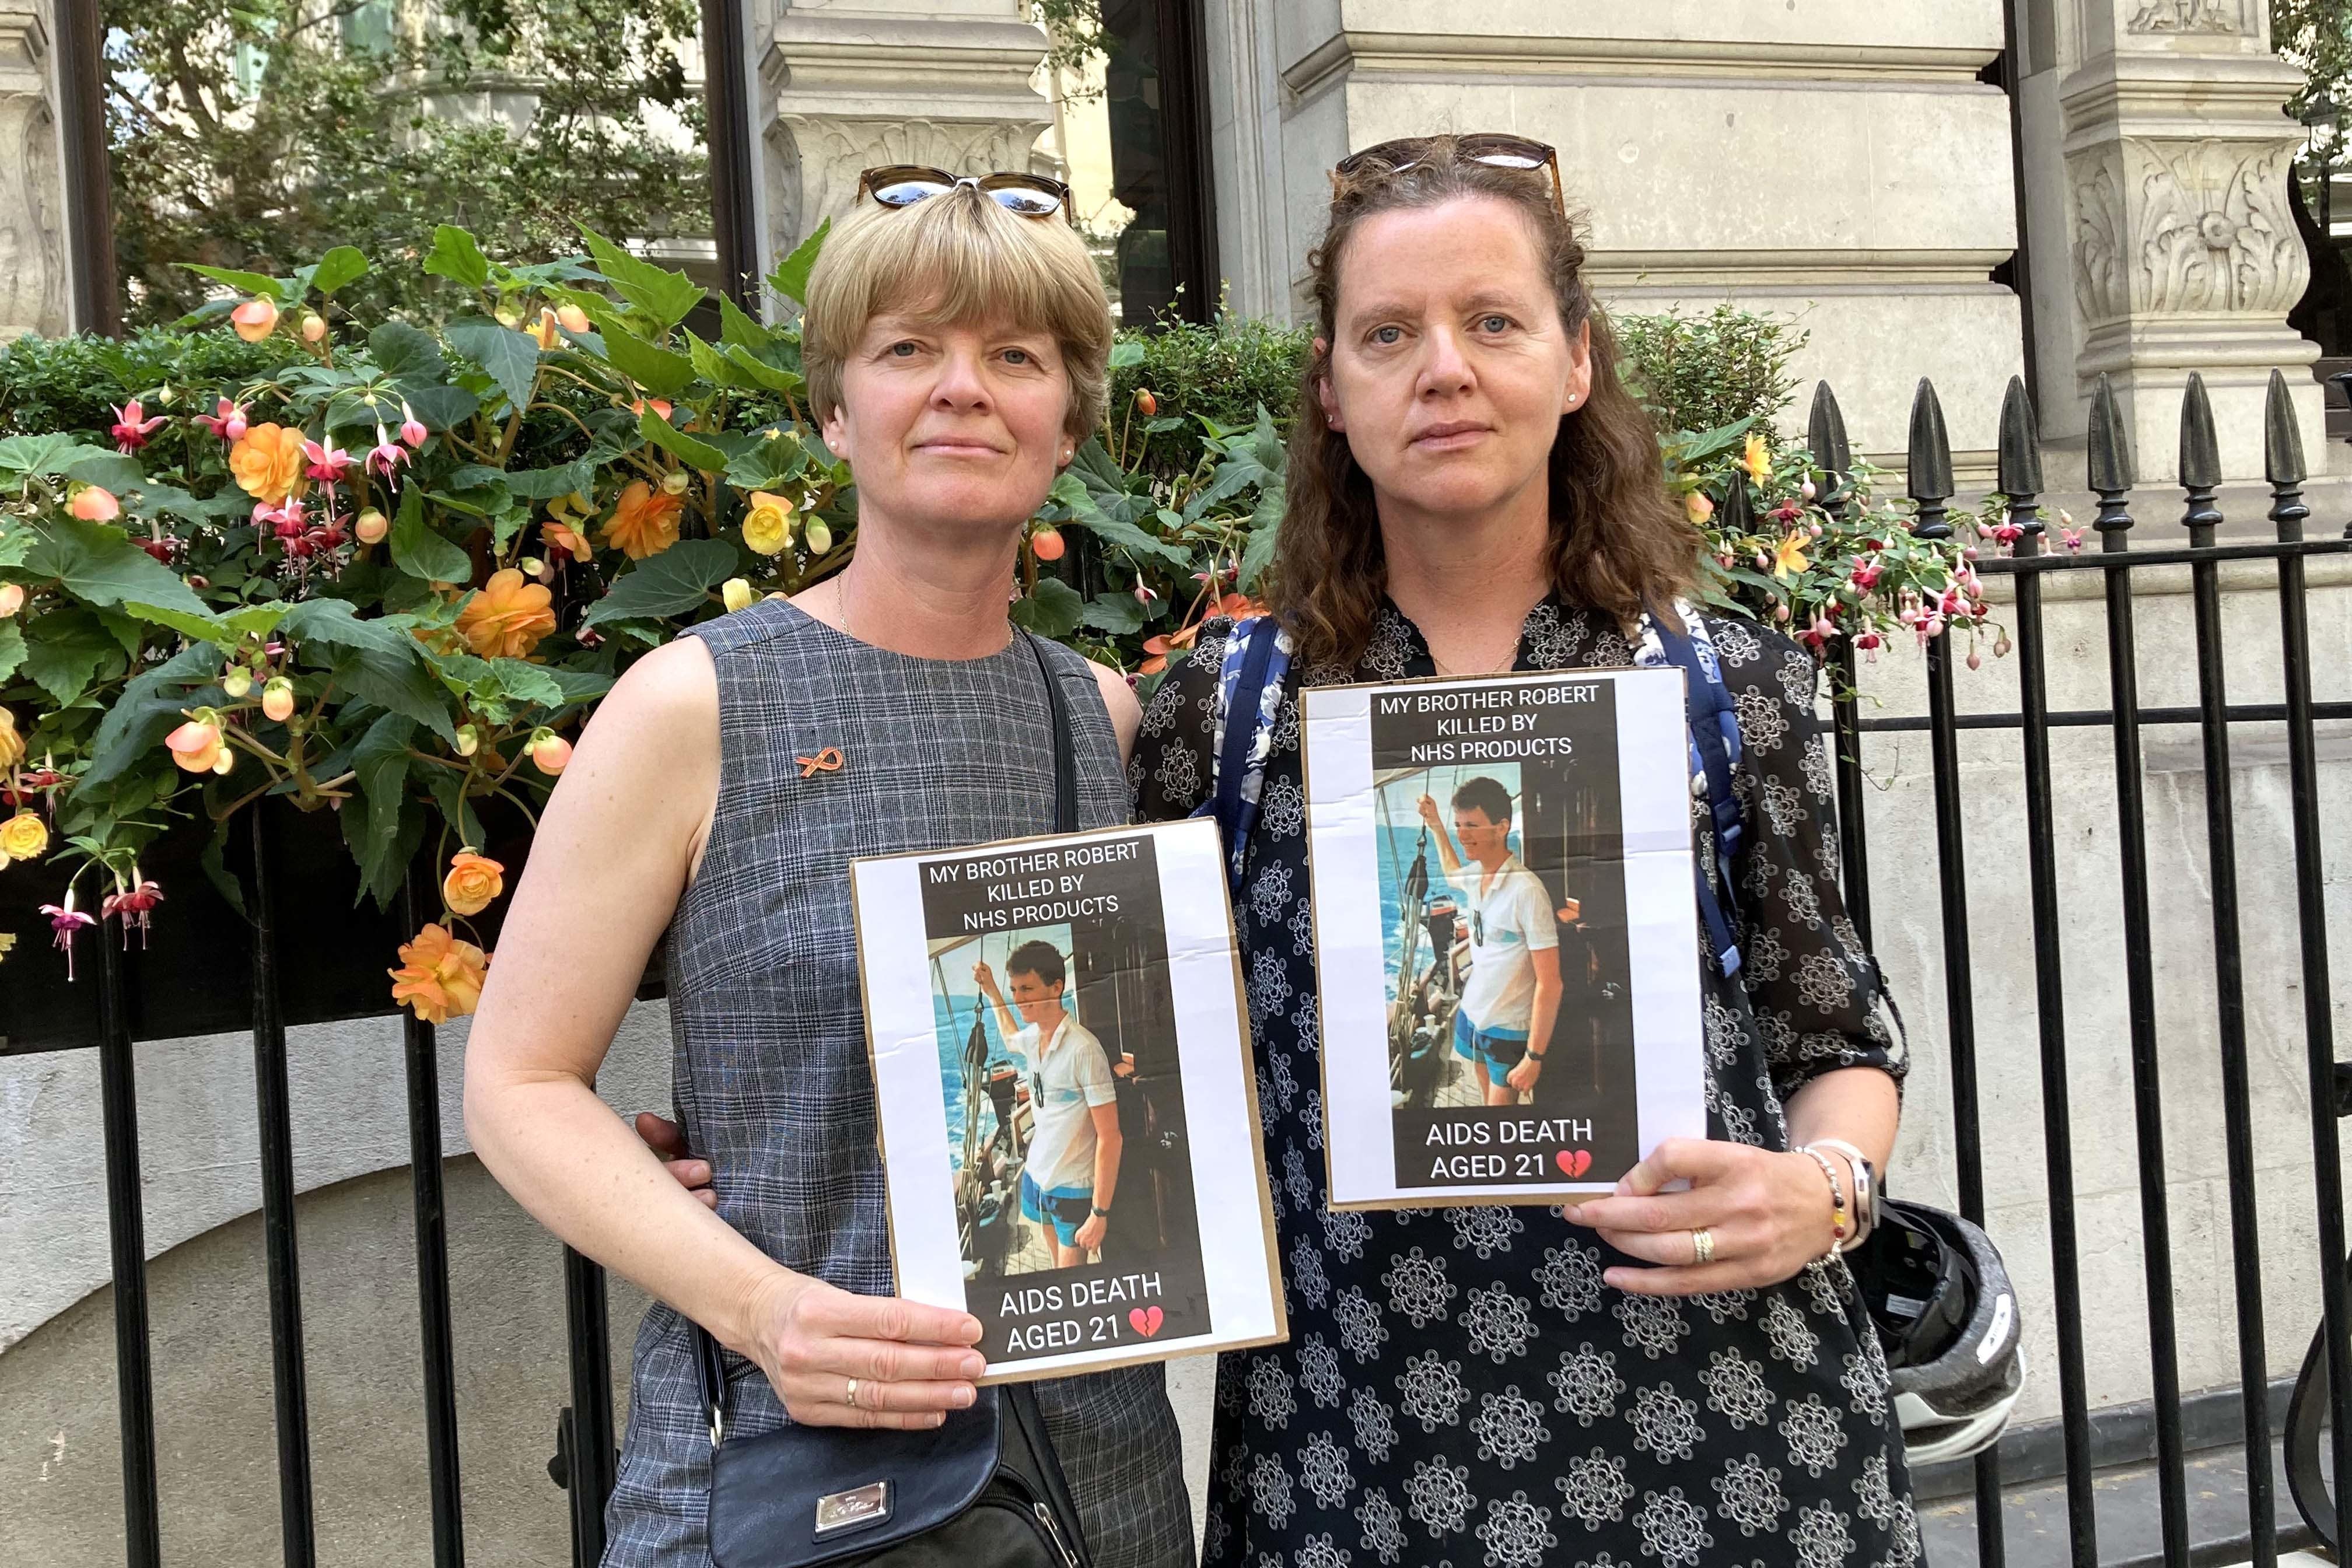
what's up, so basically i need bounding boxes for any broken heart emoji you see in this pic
[1129,1305,1164,1338]
[1554,1149,1593,1178]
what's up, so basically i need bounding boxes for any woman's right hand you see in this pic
[743,1272,987,1429]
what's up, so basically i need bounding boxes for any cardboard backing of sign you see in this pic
[1300,666,1709,1209]
[850,816,1286,1384]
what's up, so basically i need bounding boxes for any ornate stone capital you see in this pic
[2124,0,2249,36]
[2070,136,2307,326]
[764,114,1052,260]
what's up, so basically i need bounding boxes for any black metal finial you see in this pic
[2178,373,2222,541]
[1723,466,1756,534]
[1906,379,1954,535]
[1996,376,2044,500]
[2266,369,2311,543]
[2263,368,2307,487]
[2088,373,2136,546]
[1807,381,1854,523]
[2178,373,2222,491]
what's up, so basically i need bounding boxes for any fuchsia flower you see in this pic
[2061,526,2085,553]
[110,398,166,453]
[1854,629,1885,660]
[366,425,410,482]
[1847,555,1882,593]
[398,402,428,449]
[102,873,164,949]
[41,892,97,979]
[197,398,250,441]
[1133,581,1158,606]
[302,440,354,485]
[1799,614,1839,654]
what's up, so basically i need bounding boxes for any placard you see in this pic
[851,817,1286,1383]
[1300,667,1709,1208]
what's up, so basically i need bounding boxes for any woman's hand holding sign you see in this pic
[745,1271,986,1430]
[1562,1137,1838,1294]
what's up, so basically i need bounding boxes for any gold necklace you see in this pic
[835,573,855,642]
[1430,631,1521,678]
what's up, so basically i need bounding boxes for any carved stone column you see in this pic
[2020,0,2322,477]
[748,2,1052,310]
[0,5,69,340]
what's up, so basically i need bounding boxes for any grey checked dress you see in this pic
[1133,600,1919,1568]
[604,597,1192,1566]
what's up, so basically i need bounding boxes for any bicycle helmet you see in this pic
[1853,1198,2025,1466]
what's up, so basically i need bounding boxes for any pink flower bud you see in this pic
[0,583,22,617]
[261,678,296,722]
[69,485,120,522]
[399,402,428,449]
[530,732,572,775]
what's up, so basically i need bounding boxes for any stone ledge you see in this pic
[1280,30,2002,100]
[1590,249,2014,291]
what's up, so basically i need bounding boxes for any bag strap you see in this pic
[691,630,1079,1446]
[1646,608,1745,978]
[1195,615,1293,889]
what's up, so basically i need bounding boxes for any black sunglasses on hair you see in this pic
[1332,134,1566,216]
[856,165,1077,226]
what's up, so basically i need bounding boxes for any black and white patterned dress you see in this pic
[1132,599,1918,1568]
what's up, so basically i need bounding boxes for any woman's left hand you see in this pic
[1562,1137,1836,1295]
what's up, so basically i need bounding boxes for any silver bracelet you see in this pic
[1804,1139,1876,1252]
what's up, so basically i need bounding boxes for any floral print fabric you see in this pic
[1131,598,1917,1568]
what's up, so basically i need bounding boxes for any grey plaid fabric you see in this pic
[604,598,1192,1567]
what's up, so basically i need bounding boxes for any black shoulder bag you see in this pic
[692,631,1093,1568]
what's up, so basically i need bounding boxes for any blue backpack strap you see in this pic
[1192,615,1293,889]
[1647,607,1745,978]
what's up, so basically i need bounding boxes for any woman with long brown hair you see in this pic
[1132,136,1919,1566]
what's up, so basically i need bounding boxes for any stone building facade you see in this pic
[3,2,2346,1561]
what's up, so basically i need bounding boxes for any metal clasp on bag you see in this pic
[814,1480,892,1539]
[1032,1500,1080,1568]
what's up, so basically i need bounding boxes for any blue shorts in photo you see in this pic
[1020,1171,1093,1247]
[1453,1012,1530,1079]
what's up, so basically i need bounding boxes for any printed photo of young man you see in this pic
[974,941,1123,1267]
[1417,776,1563,1106]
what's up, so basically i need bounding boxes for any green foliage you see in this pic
[0,331,306,439]
[1615,304,1808,439]
[1107,312,1312,478]
[2277,0,2352,163]
[103,0,710,327]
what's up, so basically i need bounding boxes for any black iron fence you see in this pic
[4,366,2348,1568]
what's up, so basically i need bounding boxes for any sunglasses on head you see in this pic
[1332,133,1566,216]
[856,165,1077,226]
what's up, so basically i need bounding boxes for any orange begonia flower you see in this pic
[165,716,226,773]
[456,568,558,659]
[229,424,310,504]
[232,297,279,342]
[600,480,682,561]
[542,519,594,565]
[442,851,505,918]
[388,923,490,1025]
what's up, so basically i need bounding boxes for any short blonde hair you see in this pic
[801,188,1113,440]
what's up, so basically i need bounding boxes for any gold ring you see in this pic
[844,1377,859,1409]
[1690,1228,1716,1266]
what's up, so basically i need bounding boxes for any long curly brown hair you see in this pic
[1270,139,1699,668]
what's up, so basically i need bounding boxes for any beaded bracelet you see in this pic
[1794,1146,1850,1256]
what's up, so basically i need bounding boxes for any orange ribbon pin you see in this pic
[796,746,845,779]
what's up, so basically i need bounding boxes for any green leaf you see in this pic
[181,264,288,301]
[1008,576,1085,639]
[578,226,706,330]
[349,712,418,901]
[771,220,831,306]
[23,519,210,617]
[202,814,250,919]
[1048,473,1189,568]
[720,342,804,395]
[66,452,145,491]
[78,642,223,790]
[421,765,486,850]
[424,226,492,290]
[23,608,118,705]
[119,599,286,646]
[0,619,22,682]
[717,293,774,351]
[545,667,618,706]
[370,320,443,379]
[1237,489,1282,590]
[1081,592,1147,635]
[639,408,730,471]
[684,331,742,390]
[594,320,698,398]
[390,489,474,586]
[1109,338,1146,369]
[502,459,594,501]
[488,658,567,709]
[444,315,540,417]
[0,434,124,480]
[396,382,480,431]
[280,598,457,743]
[310,246,369,296]
[582,537,740,628]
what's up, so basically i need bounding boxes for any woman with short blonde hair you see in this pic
[466,177,1189,1566]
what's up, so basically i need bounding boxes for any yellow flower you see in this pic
[388,923,490,1025]
[1742,431,1773,483]
[0,931,15,963]
[455,568,558,659]
[0,810,47,863]
[721,578,755,612]
[441,850,505,917]
[741,490,794,556]
[1685,491,1714,526]
[229,424,309,504]
[1771,533,1811,581]
[527,309,560,351]
[600,480,682,561]
[0,705,21,771]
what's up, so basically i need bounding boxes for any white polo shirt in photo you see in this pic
[1008,1013,1118,1196]
[1457,853,1559,1037]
